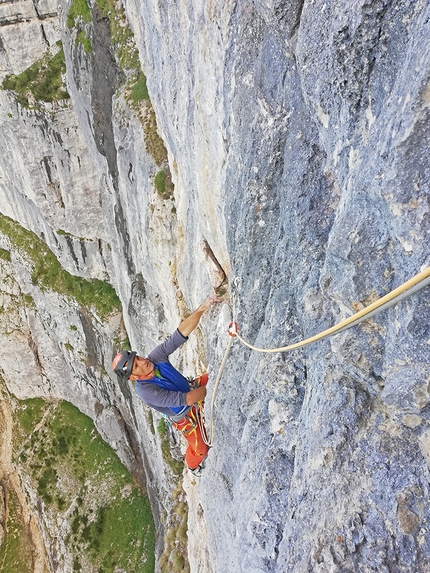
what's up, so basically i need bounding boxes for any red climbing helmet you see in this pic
[113,350,137,379]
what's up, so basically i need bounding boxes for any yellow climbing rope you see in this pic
[203,265,430,446]
[202,335,234,447]
[232,265,430,353]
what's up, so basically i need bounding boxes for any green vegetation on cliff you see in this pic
[66,0,174,199]
[67,0,92,52]
[14,399,155,573]
[0,487,34,573]
[0,213,121,318]
[1,42,69,107]
[0,247,11,262]
[66,0,91,28]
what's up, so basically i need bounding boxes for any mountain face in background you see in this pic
[0,1,429,572]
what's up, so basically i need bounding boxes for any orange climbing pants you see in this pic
[172,374,209,470]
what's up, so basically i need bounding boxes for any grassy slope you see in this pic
[12,398,155,573]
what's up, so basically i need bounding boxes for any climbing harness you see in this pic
[203,265,430,446]
[169,375,211,447]
[172,403,210,466]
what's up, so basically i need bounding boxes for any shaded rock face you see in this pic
[0,1,429,573]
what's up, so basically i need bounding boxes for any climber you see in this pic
[112,294,223,477]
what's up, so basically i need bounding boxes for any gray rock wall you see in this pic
[130,1,430,571]
[0,0,429,572]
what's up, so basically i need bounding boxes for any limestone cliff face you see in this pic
[1,1,430,572]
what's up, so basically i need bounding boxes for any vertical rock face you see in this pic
[131,1,430,572]
[0,1,429,572]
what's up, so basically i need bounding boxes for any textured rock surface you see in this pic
[0,0,429,572]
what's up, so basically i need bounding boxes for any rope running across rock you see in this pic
[202,265,430,447]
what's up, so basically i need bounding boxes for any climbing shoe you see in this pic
[189,465,203,477]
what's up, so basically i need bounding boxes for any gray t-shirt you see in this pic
[147,328,188,364]
[135,329,189,416]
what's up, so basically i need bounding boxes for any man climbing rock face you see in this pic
[112,295,223,477]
